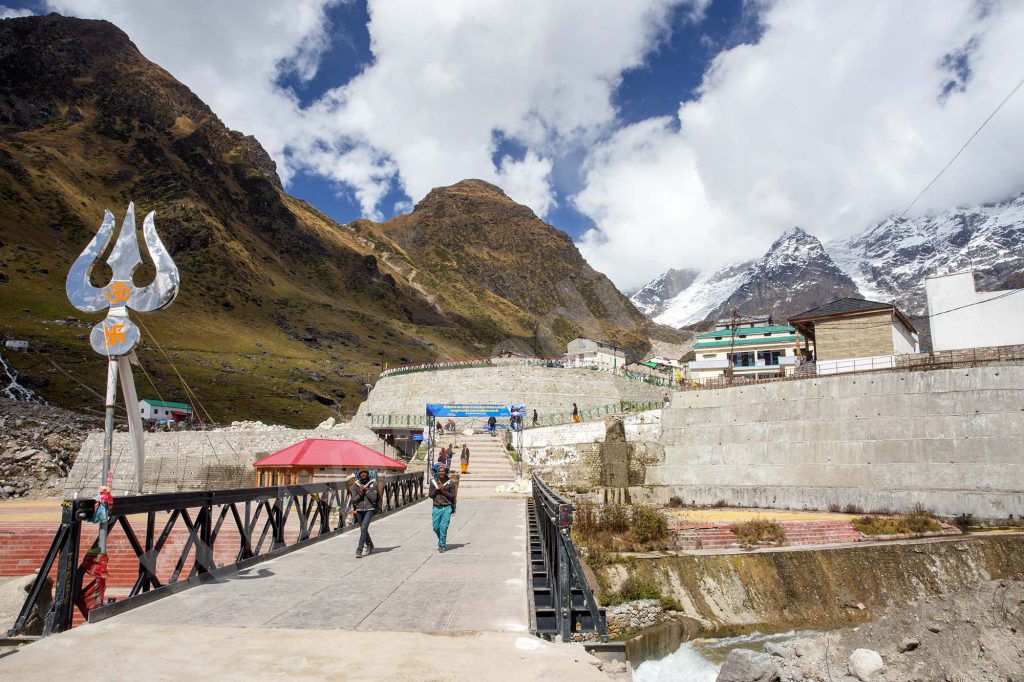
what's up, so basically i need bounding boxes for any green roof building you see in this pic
[140,399,193,421]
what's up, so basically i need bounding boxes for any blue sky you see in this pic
[271,0,760,240]
[6,1,1024,290]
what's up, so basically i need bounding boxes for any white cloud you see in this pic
[46,0,697,219]
[298,0,690,214]
[577,0,1024,290]
[1,5,34,18]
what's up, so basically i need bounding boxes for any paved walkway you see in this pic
[107,497,529,632]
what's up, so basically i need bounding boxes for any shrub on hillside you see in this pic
[600,503,630,533]
[731,517,786,549]
[607,573,662,603]
[573,500,599,535]
[852,510,941,536]
[632,505,669,544]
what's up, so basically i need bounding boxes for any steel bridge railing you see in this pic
[8,471,425,637]
[529,474,607,642]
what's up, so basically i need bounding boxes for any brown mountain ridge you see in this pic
[0,14,671,424]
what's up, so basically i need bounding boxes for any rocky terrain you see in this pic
[703,227,861,323]
[636,194,1024,328]
[0,398,98,498]
[716,579,1024,682]
[630,268,700,318]
[0,14,672,426]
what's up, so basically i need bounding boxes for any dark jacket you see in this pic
[429,478,457,513]
[353,480,379,512]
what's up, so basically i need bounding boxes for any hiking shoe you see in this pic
[355,550,363,558]
[438,547,446,553]
[364,546,373,555]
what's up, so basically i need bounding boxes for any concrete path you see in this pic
[0,624,612,681]
[104,497,529,633]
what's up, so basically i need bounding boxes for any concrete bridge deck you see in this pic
[0,495,621,681]
[108,497,529,632]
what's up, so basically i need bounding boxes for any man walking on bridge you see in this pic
[430,465,457,552]
[352,469,378,558]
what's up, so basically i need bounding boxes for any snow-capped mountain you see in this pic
[632,194,1024,328]
[704,227,861,322]
[827,194,1024,315]
[630,268,699,317]
[642,228,858,327]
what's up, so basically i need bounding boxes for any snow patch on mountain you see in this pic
[651,261,752,327]
[633,194,1024,328]
[827,194,1024,315]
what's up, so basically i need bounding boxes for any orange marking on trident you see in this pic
[103,323,126,346]
[105,281,131,304]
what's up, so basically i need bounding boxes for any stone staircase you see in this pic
[671,518,865,551]
[440,431,519,498]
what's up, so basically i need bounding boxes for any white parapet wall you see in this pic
[926,270,1024,352]
[358,365,665,420]
[65,425,382,497]
[643,364,1024,517]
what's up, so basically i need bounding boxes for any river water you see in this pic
[632,630,815,682]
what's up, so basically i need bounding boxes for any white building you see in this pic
[4,340,28,351]
[926,270,1024,351]
[140,399,193,422]
[564,338,626,372]
[686,324,810,383]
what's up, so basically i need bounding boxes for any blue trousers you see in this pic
[355,510,374,552]
[432,505,452,549]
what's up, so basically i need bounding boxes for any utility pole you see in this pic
[727,307,739,384]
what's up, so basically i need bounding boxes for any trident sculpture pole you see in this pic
[66,203,179,556]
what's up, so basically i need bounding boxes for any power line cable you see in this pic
[897,71,1024,220]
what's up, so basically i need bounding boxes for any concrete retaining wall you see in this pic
[643,364,1024,517]
[359,366,664,419]
[522,411,662,488]
[65,426,382,497]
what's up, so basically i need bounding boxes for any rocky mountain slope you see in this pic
[629,268,698,318]
[635,195,1024,327]
[704,227,861,322]
[827,194,1024,315]
[0,14,666,424]
[376,180,670,359]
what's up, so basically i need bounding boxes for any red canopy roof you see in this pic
[254,439,406,470]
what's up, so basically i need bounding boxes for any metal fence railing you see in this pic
[369,413,431,428]
[529,474,607,642]
[679,344,1024,393]
[525,400,663,429]
[8,472,425,637]
[379,357,563,379]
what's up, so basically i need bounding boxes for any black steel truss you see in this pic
[529,474,608,642]
[8,472,425,637]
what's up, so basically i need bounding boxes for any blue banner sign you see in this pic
[426,403,515,418]
[412,434,424,441]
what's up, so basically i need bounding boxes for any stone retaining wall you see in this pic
[642,364,1024,517]
[65,426,381,497]
[522,411,662,488]
[359,366,665,420]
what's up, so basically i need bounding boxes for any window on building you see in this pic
[702,354,716,358]
[738,334,747,338]
[763,333,771,337]
[728,352,755,367]
[757,350,783,365]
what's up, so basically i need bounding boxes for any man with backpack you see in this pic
[352,469,378,558]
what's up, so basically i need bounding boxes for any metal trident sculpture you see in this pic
[66,203,179,511]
